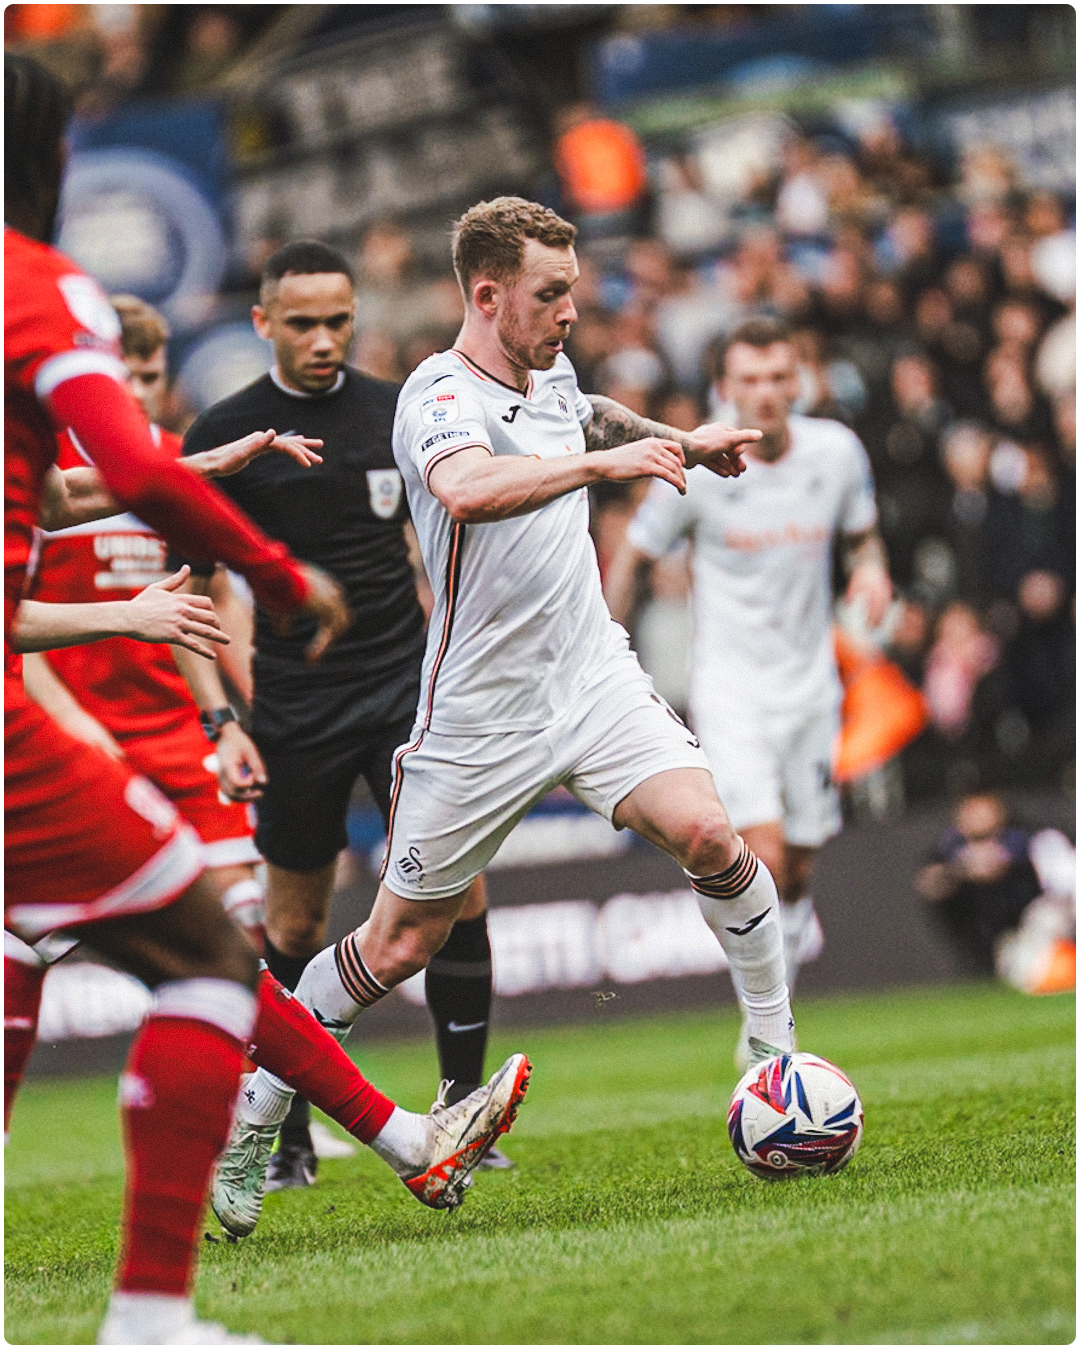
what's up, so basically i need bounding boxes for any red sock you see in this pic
[117,1016,244,1295]
[4,953,46,1132]
[250,971,395,1144]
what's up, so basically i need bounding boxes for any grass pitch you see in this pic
[5,983,1075,1344]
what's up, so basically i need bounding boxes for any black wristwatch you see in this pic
[199,706,238,743]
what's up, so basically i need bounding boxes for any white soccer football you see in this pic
[727,1051,863,1179]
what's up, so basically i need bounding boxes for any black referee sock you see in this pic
[263,937,315,1157]
[425,913,492,1107]
[263,937,309,993]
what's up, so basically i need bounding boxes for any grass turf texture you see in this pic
[5,983,1075,1345]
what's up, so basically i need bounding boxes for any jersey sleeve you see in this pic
[399,376,493,489]
[837,429,879,536]
[626,477,697,558]
[6,253,128,399]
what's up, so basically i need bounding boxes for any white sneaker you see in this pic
[477,1144,516,1171]
[98,1294,263,1343]
[310,1120,357,1159]
[401,1053,531,1210]
[210,1112,279,1238]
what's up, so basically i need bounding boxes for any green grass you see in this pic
[5,984,1075,1344]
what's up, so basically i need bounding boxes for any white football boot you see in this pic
[477,1144,516,1171]
[98,1293,262,1344]
[210,1111,279,1239]
[400,1053,531,1209]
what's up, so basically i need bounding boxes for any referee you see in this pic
[177,241,495,1189]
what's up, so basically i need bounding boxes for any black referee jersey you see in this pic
[180,368,426,750]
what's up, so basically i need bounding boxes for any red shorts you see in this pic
[5,677,206,941]
[119,713,260,869]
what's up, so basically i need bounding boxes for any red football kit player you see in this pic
[5,56,526,1344]
[28,419,264,920]
[2,54,403,1346]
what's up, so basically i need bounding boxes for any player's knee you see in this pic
[681,809,740,876]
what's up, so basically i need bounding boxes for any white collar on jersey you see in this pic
[269,364,345,398]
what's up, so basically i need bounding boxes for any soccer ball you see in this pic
[727,1052,863,1179]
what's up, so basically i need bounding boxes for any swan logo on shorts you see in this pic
[367,468,403,519]
[395,845,424,883]
[124,775,180,840]
[421,392,459,426]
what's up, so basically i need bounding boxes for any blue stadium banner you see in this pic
[59,100,229,331]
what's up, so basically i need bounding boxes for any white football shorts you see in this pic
[691,697,842,848]
[381,660,711,900]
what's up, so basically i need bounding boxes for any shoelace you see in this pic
[218,1122,275,1191]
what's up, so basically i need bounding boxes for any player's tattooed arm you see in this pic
[582,396,687,454]
[841,528,893,627]
[583,395,759,478]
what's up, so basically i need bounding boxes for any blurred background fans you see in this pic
[9,4,1074,1054]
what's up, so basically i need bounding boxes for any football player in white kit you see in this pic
[214,199,806,1224]
[606,317,893,1061]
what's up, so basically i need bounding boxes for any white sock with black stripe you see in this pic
[292,934,389,1044]
[687,842,794,1052]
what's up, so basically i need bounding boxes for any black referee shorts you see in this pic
[254,715,415,873]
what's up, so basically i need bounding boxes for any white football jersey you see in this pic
[627,414,878,715]
[394,349,636,734]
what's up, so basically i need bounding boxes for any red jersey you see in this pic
[29,427,198,739]
[4,225,308,657]
[4,227,128,655]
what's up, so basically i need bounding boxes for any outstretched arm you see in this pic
[38,432,324,532]
[584,395,759,478]
[170,571,267,802]
[429,440,689,524]
[12,566,228,656]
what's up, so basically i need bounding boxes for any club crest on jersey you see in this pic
[57,274,122,341]
[367,468,403,519]
[556,392,569,417]
[421,392,459,426]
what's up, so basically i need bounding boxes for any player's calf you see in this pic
[689,841,794,1057]
[83,876,262,1343]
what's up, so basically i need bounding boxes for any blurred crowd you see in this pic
[343,108,1075,803]
[7,5,1073,804]
[3,5,281,114]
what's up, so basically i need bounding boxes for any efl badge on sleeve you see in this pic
[421,392,459,425]
[367,468,403,519]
